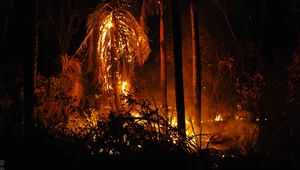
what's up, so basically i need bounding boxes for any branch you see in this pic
[0,17,8,42]
[74,30,93,58]
[64,12,81,54]
[210,0,243,62]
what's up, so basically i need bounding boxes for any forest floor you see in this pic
[1,136,297,170]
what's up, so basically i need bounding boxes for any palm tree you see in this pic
[171,0,186,138]
[76,2,151,111]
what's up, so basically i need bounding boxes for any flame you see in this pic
[215,114,223,121]
[121,81,128,95]
[105,16,113,29]
[97,12,137,100]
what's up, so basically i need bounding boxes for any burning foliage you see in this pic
[60,55,83,101]
[34,79,199,159]
[75,2,151,111]
[80,94,198,158]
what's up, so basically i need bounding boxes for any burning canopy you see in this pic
[77,3,151,110]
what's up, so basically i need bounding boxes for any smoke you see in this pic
[200,113,259,154]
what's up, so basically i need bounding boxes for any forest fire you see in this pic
[1,0,299,167]
[32,0,261,156]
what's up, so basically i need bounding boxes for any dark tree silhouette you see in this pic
[171,0,185,138]
[24,0,38,144]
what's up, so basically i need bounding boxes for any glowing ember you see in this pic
[215,114,223,121]
[121,81,128,95]
[105,16,113,29]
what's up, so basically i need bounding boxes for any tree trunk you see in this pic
[140,0,147,32]
[159,1,168,118]
[24,0,38,143]
[190,0,201,132]
[111,47,120,112]
[171,0,186,138]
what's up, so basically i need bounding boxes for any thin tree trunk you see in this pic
[140,0,147,32]
[171,0,186,138]
[33,0,38,93]
[190,0,201,132]
[159,1,168,118]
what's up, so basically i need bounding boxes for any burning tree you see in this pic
[76,2,151,111]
